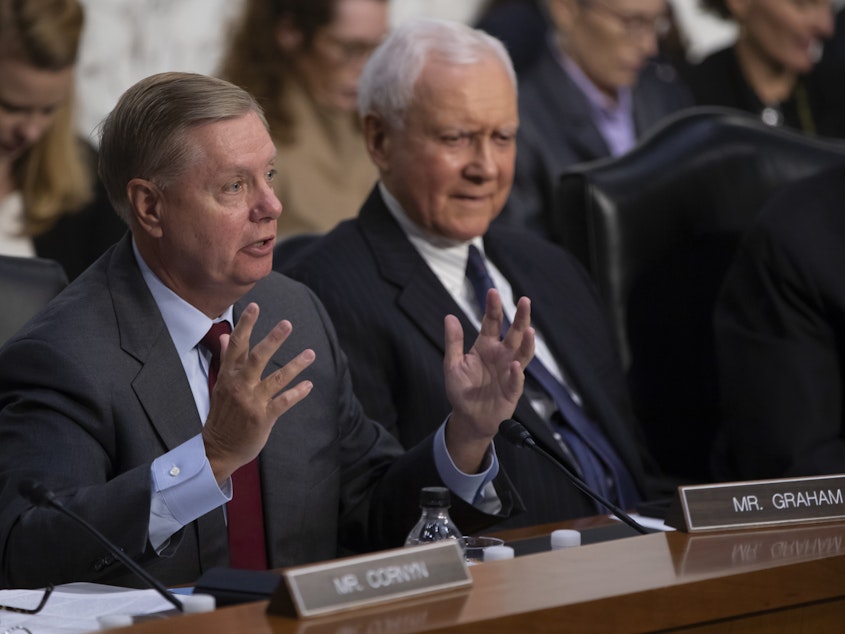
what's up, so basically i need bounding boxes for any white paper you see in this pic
[0,583,178,633]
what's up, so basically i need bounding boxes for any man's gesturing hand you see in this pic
[202,302,315,483]
[443,289,534,473]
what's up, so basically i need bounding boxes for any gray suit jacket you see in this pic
[501,46,692,239]
[0,235,514,588]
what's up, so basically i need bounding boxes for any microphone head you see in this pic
[498,419,535,448]
[18,479,56,507]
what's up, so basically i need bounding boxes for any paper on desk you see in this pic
[0,583,176,633]
[624,513,675,532]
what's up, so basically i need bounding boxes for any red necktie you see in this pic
[201,322,268,570]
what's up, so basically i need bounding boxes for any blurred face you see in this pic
[138,112,282,316]
[285,0,388,112]
[550,0,667,100]
[731,0,834,74]
[370,56,518,241]
[0,57,73,165]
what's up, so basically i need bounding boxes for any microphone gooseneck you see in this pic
[498,420,649,535]
[18,479,185,612]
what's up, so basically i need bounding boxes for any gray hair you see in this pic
[98,72,267,222]
[357,18,516,129]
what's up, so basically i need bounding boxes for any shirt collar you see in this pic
[552,37,632,117]
[379,182,485,294]
[132,239,234,356]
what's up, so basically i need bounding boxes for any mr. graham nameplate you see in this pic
[665,474,845,532]
[267,540,471,618]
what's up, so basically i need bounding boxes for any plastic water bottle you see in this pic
[404,486,463,547]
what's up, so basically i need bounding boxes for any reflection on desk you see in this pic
[102,520,845,634]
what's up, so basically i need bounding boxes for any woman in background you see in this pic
[220,0,388,238]
[685,0,845,137]
[0,0,125,280]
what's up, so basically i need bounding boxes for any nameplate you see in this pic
[665,474,845,532]
[266,540,471,618]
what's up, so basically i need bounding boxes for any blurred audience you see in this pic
[219,0,387,237]
[475,0,550,74]
[0,0,125,280]
[498,0,692,238]
[713,162,845,480]
[684,0,845,137]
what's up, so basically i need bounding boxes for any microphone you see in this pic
[498,420,648,535]
[18,479,185,613]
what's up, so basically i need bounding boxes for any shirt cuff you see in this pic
[433,421,500,506]
[149,434,231,551]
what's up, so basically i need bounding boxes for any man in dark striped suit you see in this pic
[284,18,671,530]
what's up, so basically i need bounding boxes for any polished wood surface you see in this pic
[107,520,845,633]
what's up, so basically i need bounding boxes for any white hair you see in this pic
[357,17,517,129]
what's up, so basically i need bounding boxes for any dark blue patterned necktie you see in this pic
[465,245,639,509]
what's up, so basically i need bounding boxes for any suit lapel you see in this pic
[485,232,646,480]
[358,190,474,356]
[528,50,610,161]
[483,233,617,465]
[109,237,204,451]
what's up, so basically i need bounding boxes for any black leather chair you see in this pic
[0,255,68,345]
[554,106,845,482]
[272,233,321,273]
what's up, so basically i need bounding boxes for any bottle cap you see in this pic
[419,486,451,507]
[179,593,216,613]
[483,545,515,561]
[550,529,581,549]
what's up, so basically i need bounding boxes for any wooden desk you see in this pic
[108,520,845,633]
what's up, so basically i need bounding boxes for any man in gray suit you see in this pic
[499,0,692,239]
[0,72,533,588]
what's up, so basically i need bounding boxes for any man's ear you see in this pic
[363,113,393,173]
[127,178,164,238]
[275,15,304,52]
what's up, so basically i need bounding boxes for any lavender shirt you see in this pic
[556,47,636,157]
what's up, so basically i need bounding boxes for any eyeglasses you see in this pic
[322,33,383,64]
[786,0,834,11]
[582,0,671,39]
[0,585,53,615]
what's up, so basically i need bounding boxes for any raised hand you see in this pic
[202,302,315,483]
[443,289,534,473]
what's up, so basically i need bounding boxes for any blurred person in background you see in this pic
[220,0,388,238]
[684,0,845,137]
[498,0,692,239]
[0,0,125,280]
[475,0,550,74]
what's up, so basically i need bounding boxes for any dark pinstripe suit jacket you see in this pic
[0,234,515,589]
[285,188,665,530]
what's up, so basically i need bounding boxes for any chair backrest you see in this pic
[272,233,321,273]
[555,106,845,481]
[0,255,68,345]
